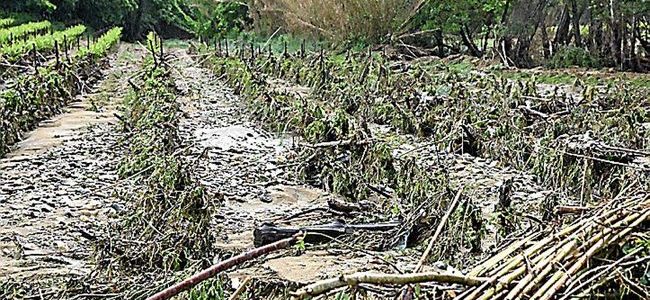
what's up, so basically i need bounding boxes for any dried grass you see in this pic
[252,0,415,42]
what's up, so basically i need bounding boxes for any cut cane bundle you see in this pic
[457,194,649,299]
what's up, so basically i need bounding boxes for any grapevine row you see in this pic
[200,42,649,205]
[0,20,51,45]
[0,27,123,157]
[0,18,14,28]
[76,27,122,59]
[0,25,86,62]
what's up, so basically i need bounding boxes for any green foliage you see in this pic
[73,0,138,28]
[547,46,601,69]
[2,0,195,40]
[0,21,51,44]
[414,0,507,33]
[0,18,15,28]
[76,27,122,59]
[0,22,118,158]
[190,0,251,39]
[0,24,86,61]
[186,278,226,300]
[1,0,57,13]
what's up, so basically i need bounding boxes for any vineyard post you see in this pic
[159,36,164,62]
[87,34,91,49]
[76,35,80,50]
[283,41,287,56]
[63,35,69,63]
[148,38,158,68]
[32,44,38,73]
[9,33,12,45]
[250,43,254,61]
[320,46,326,85]
[301,39,305,58]
[54,40,60,68]
[225,39,229,57]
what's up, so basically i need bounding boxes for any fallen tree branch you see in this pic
[415,186,464,272]
[291,271,488,299]
[146,233,303,300]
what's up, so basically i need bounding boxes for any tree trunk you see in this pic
[461,25,482,57]
[554,5,571,47]
[505,0,549,67]
[587,4,596,52]
[631,17,641,71]
[435,29,444,57]
[125,0,147,40]
[609,0,622,69]
[540,17,551,59]
[570,0,582,47]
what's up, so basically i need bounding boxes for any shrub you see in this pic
[546,46,601,69]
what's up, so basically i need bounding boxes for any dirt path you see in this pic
[0,43,144,285]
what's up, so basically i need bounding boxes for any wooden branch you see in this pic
[555,205,592,214]
[292,271,488,299]
[146,233,303,300]
[228,277,253,300]
[414,187,463,272]
[254,221,400,247]
[396,0,429,35]
[519,105,550,120]
[300,139,372,148]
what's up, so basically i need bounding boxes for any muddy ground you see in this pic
[0,42,614,298]
[0,43,143,291]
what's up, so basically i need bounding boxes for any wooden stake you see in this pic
[32,44,37,73]
[63,35,69,62]
[159,36,164,62]
[54,40,60,68]
[300,39,305,58]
